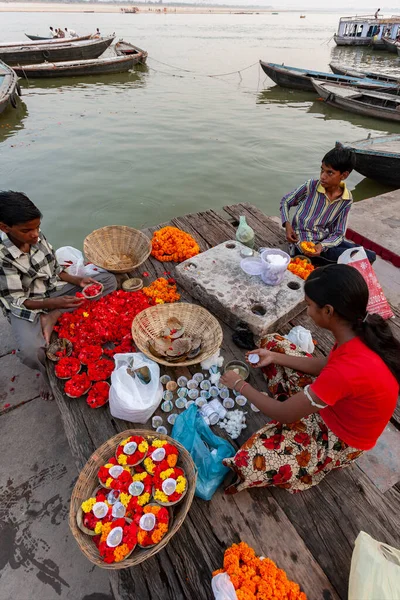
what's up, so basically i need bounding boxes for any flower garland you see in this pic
[142,277,180,305]
[151,226,200,263]
[55,356,81,379]
[213,542,307,600]
[299,241,316,255]
[78,345,103,365]
[134,504,170,548]
[119,468,153,515]
[95,518,137,564]
[143,439,179,475]
[98,457,133,491]
[287,258,315,281]
[65,373,91,398]
[153,466,186,505]
[86,381,110,409]
[116,436,149,467]
[87,358,115,382]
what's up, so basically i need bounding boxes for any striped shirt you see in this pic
[280,179,352,249]
[0,232,64,322]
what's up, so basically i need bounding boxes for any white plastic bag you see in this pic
[211,573,238,600]
[109,353,162,423]
[56,246,107,278]
[286,326,314,354]
[349,531,400,600]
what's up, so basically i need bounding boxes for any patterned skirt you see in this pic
[223,335,363,494]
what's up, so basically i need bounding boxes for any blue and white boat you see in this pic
[338,135,400,187]
[259,62,398,93]
[0,60,20,115]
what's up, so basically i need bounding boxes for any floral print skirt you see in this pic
[223,334,363,494]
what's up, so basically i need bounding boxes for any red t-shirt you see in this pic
[310,337,398,450]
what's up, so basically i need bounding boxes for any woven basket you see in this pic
[131,303,223,367]
[69,429,196,569]
[83,226,152,274]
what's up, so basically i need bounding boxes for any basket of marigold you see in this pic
[151,226,200,263]
[142,277,180,305]
[143,439,179,475]
[287,257,315,281]
[300,241,317,255]
[134,503,171,548]
[69,429,196,569]
[153,465,187,506]
[98,457,133,491]
[115,435,148,467]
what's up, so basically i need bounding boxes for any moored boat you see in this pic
[25,34,51,41]
[0,59,21,114]
[329,63,400,85]
[382,37,400,53]
[311,79,400,123]
[259,61,398,92]
[115,40,148,63]
[2,35,92,48]
[334,14,400,48]
[12,55,136,78]
[337,135,400,187]
[0,36,115,66]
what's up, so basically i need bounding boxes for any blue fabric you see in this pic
[172,404,235,501]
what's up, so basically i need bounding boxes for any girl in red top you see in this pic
[220,264,399,494]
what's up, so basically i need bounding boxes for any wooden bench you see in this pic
[49,203,400,600]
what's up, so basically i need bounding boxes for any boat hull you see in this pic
[382,38,399,53]
[25,34,52,41]
[115,41,148,63]
[0,60,20,114]
[338,137,400,186]
[12,55,137,78]
[334,34,373,47]
[0,36,114,66]
[329,63,400,85]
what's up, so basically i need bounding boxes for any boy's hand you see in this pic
[49,296,84,310]
[284,222,298,243]
[303,243,323,257]
[79,277,97,288]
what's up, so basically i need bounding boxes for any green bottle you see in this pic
[236,216,255,248]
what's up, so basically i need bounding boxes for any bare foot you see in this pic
[39,376,54,401]
[40,310,62,345]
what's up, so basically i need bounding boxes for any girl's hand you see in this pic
[220,370,244,391]
[245,348,275,368]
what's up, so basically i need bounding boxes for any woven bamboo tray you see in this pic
[69,429,197,569]
[131,303,223,367]
[83,226,152,274]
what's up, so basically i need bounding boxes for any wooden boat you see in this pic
[334,14,400,48]
[115,40,148,63]
[2,35,92,48]
[329,63,400,85]
[0,36,114,66]
[259,61,398,92]
[12,55,136,78]
[311,79,400,123]
[337,135,400,187]
[382,37,400,53]
[25,34,51,41]
[0,59,21,114]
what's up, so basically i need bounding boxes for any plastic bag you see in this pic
[338,247,393,320]
[286,325,314,354]
[349,531,400,600]
[212,573,238,600]
[109,353,162,423]
[55,246,107,278]
[172,404,235,500]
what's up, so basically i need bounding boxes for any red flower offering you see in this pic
[134,504,170,548]
[116,436,149,467]
[83,283,103,299]
[80,490,113,534]
[86,381,110,409]
[153,466,187,506]
[124,467,153,516]
[97,518,137,564]
[98,457,133,492]
[78,345,103,365]
[55,357,81,379]
[143,439,179,475]
[65,373,91,398]
[87,358,115,382]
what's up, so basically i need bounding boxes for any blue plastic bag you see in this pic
[172,404,235,501]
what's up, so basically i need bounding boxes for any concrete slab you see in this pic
[0,311,15,358]
[175,241,305,337]
[0,398,113,600]
[357,422,400,493]
[0,353,40,413]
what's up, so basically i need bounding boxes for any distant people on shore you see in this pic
[65,27,78,38]
[49,26,57,38]
[56,28,65,38]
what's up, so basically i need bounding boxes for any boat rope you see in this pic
[147,57,259,80]
[207,61,259,78]
[147,57,193,73]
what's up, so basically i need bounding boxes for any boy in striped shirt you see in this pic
[280,147,376,263]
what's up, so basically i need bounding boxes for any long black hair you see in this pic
[304,264,400,383]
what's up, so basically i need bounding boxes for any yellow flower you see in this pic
[137,492,151,506]
[120,437,131,446]
[155,299,164,304]
[153,440,167,448]
[94,521,103,535]
[81,497,96,513]
[117,454,128,466]
[83,312,89,318]
[176,476,186,494]
[120,492,132,507]
[105,462,114,468]
[144,458,155,474]
[160,468,174,480]
[105,477,113,488]
[153,489,169,503]
[138,441,149,453]
[133,472,148,482]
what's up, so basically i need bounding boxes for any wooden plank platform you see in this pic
[49,204,400,600]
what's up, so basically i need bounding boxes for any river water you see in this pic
[1,11,399,247]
